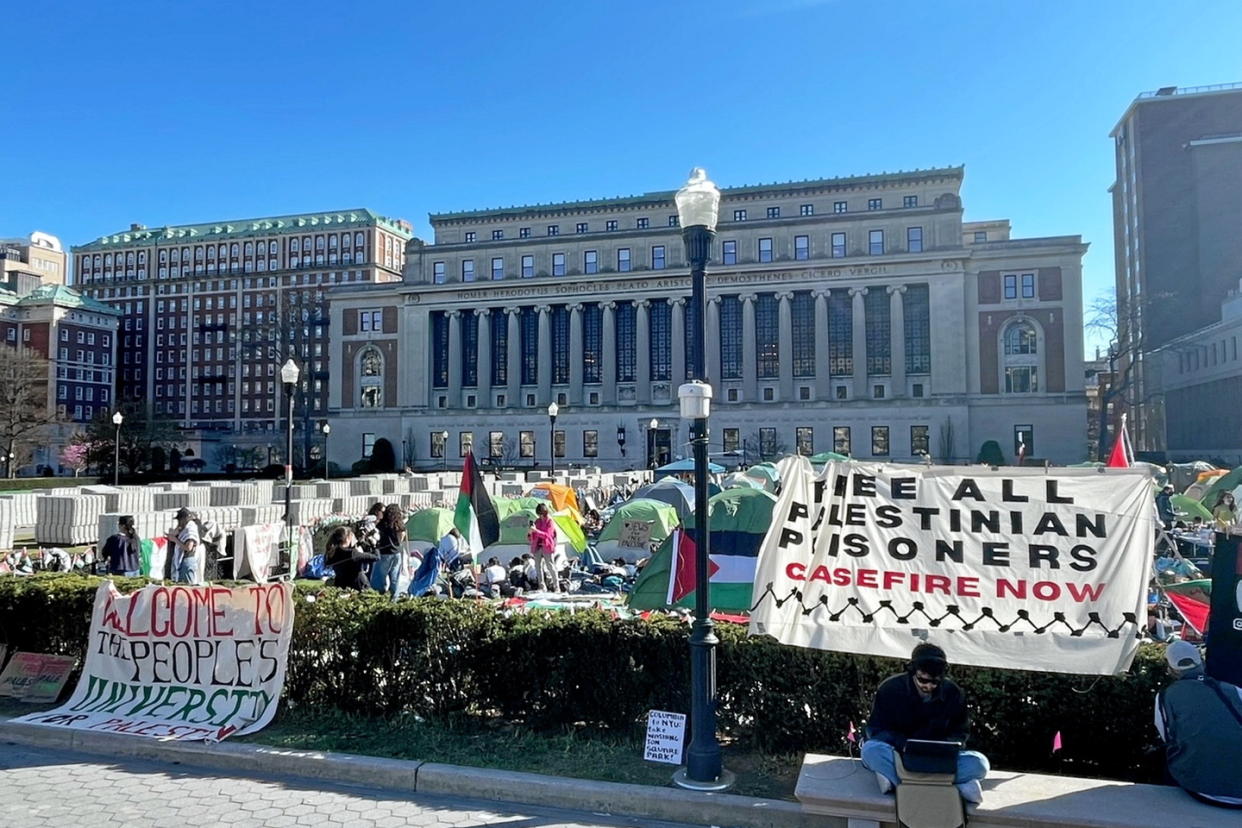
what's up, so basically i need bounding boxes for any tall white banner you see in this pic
[15,581,294,740]
[749,459,1154,675]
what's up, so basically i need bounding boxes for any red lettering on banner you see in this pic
[856,569,878,588]
[924,575,951,595]
[958,577,981,598]
[786,562,806,580]
[1066,582,1107,602]
[997,579,1025,599]
[150,588,171,637]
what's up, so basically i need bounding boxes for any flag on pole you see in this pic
[666,527,720,605]
[453,452,499,557]
[1052,731,1063,753]
[1106,413,1132,468]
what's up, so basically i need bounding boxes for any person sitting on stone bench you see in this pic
[861,642,990,804]
[1155,640,1242,808]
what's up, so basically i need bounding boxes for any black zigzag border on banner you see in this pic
[749,584,1141,638]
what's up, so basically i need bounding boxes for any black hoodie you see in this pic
[864,672,970,750]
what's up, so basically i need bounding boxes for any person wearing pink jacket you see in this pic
[528,502,560,592]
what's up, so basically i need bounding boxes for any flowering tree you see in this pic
[60,443,89,478]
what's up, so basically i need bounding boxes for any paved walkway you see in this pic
[0,744,706,828]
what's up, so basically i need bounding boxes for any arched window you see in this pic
[354,232,364,247]
[358,347,383,408]
[290,238,300,251]
[231,243,240,256]
[104,254,113,267]
[1002,320,1040,393]
[244,242,253,256]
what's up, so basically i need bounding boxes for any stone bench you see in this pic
[796,754,1238,828]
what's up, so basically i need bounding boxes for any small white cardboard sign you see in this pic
[644,710,687,764]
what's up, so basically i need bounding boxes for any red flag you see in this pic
[1106,415,1131,468]
[667,529,719,605]
[1165,591,1210,635]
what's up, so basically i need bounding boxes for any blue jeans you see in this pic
[176,557,199,585]
[372,553,402,598]
[861,740,989,790]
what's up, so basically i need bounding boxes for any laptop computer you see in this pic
[900,739,962,775]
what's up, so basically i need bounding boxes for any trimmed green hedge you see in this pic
[0,575,1166,782]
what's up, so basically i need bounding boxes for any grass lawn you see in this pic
[245,708,802,800]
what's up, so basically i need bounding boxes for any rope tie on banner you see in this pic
[750,583,1141,639]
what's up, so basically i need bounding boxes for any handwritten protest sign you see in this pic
[14,581,294,740]
[644,710,687,764]
[0,652,76,702]
[751,459,1154,675]
[619,520,653,550]
[234,522,284,582]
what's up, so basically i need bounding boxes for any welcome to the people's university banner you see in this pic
[15,581,294,740]
[749,459,1154,675]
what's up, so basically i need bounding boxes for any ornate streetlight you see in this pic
[672,167,731,790]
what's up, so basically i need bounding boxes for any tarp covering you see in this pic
[627,487,777,613]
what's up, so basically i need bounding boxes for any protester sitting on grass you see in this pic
[861,642,990,804]
[408,542,446,597]
[1155,640,1242,808]
[479,556,508,597]
[324,526,379,591]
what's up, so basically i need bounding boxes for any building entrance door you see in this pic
[648,428,672,469]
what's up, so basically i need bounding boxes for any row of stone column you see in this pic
[438,286,914,409]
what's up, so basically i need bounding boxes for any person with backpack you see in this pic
[371,503,406,598]
[103,515,141,577]
[1156,640,1242,807]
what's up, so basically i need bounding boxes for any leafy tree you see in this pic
[0,346,63,478]
[82,402,182,475]
[60,443,88,478]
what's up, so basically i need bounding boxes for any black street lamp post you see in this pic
[111,411,123,486]
[281,359,300,578]
[672,168,731,790]
[441,430,449,473]
[322,423,331,480]
[547,402,559,479]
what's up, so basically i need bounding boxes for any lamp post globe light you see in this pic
[321,422,331,480]
[547,402,559,479]
[111,411,124,486]
[671,168,732,790]
[648,417,659,469]
[280,358,300,578]
[440,430,449,473]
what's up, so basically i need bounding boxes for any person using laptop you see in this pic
[861,642,990,803]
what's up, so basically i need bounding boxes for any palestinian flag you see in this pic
[628,487,777,614]
[454,452,500,556]
[1163,579,1211,635]
[139,536,170,579]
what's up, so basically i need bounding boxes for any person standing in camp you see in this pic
[103,515,141,577]
[166,508,202,584]
[1211,492,1236,531]
[1155,485,1175,531]
[371,503,407,598]
[528,502,559,592]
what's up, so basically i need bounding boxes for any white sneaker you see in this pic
[958,779,984,804]
[875,772,894,794]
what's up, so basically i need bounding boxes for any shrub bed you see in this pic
[0,574,1166,782]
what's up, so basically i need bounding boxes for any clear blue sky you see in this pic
[6,1,1242,356]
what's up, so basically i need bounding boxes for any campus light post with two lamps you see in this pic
[112,411,124,486]
[672,168,731,790]
[281,359,299,577]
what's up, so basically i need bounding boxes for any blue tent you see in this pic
[654,458,725,479]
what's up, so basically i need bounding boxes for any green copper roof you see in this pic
[73,208,414,252]
[16,284,121,315]
[429,166,965,222]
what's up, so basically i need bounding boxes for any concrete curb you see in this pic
[0,720,825,828]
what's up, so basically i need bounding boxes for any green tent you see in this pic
[595,498,680,560]
[627,487,776,614]
[492,497,586,552]
[406,507,457,544]
[1171,494,1212,522]
[810,451,850,465]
